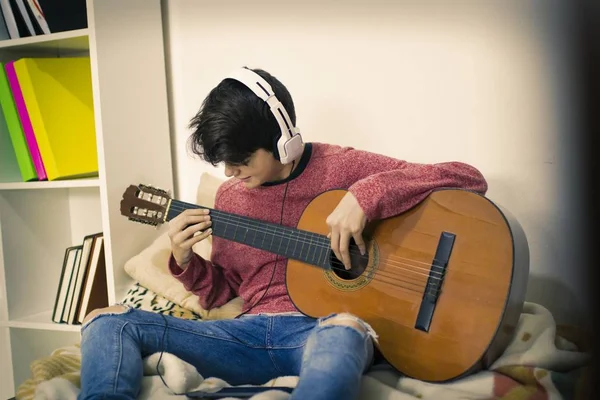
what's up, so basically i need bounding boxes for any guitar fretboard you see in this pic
[166,199,331,269]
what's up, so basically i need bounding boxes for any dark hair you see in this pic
[187,67,296,166]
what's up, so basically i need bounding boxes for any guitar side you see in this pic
[285,188,529,382]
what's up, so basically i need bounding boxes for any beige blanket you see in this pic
[18,287,591,400]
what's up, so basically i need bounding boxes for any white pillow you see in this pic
[123,172,243,320]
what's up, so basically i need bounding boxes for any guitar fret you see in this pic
[222,220,228,237]
[317,238,323,265]
[313,235,320,266]
[233,222,239,241]
[316,237,325,265]
[305,234,309,261]
[250,225,256,247]
[308,235,315,265]
[293,233,298,260]
[269,229,275,252]
[300,236,304,258]
[277,227,283,253]
[319,247,326,268]
[273,227,279,253]
[284,232,291,257]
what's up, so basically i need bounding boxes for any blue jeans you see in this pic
[78,306,375,400]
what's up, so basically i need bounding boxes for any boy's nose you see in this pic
[224,165,238,177]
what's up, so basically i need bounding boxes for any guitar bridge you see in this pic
[415,231,455,332]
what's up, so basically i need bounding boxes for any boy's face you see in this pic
[224,149,290,189]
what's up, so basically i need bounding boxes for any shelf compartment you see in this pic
[0,310,80,332]
[8,327,80,395]
[0,187,102,322]
[0,29,89,53]
[0,178,100,190]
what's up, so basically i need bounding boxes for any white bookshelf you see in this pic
[1,310,82,332]
[0,28,89,52]
[0,0,174,398]
[0,178,99,190]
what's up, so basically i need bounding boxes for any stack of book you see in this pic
[52,232,108,325]
[0,56,98,182]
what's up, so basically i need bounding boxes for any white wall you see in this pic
[163,0,586,325]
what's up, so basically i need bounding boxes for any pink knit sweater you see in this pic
[169,142,488,314]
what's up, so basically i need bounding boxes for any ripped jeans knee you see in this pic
[81,303,132,332]
[319,312,379,343]
[303,312,377,372]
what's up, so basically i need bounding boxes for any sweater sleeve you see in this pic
[168,253,238,310]
[167,186,239,310]
[340,148,488,221]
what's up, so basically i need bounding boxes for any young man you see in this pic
[78,67,487,400]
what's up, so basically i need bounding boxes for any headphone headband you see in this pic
[225,67,304,164]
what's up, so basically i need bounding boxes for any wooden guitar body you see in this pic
[120,185,529,382]
[286,189,529,382]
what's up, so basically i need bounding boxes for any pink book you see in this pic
[5,61,47,180]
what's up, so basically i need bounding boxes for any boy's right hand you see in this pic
[168,208,212,269]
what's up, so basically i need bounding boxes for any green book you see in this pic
[0,61,36,182]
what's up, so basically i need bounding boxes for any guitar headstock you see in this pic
[120,184,171,227]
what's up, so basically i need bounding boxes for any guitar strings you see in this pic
[166,204,447,284]
[166,205,446,296]
[167,204,446,275]
[166,230,439,297]
[166,205,443,275]
[166,212,445,297]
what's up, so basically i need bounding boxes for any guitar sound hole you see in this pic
[329,239,369,280]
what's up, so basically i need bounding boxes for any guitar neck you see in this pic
[166,199,330,269]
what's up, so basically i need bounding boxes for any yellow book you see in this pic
[13,57,98,180]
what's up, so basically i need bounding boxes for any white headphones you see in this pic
[226,67,304,164]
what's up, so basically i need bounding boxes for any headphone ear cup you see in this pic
[277,131,304,164]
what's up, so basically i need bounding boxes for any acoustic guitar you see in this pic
[120,184,529,382]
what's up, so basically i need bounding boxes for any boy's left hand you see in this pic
[326,192,367,270]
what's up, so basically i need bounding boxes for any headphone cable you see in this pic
[155,160,295,393]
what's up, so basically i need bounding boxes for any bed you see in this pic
[14,174,592,400]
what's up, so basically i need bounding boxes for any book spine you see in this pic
[0,62,36,181]
[5,60,47,180]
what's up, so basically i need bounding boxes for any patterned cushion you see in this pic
[121,282,202,321]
